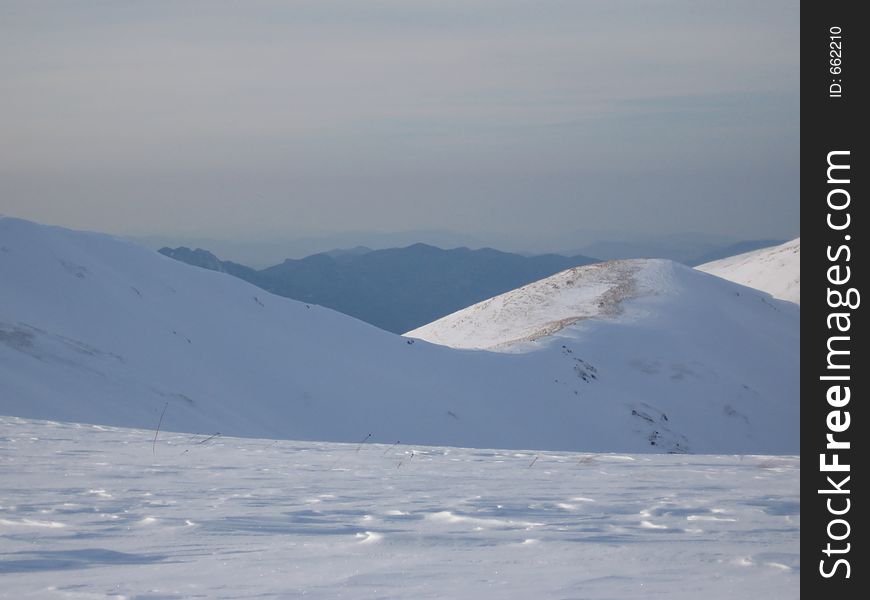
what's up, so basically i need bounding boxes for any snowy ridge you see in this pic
[1,218,798,453]
[696,238,800,304]
[406,260,655,350]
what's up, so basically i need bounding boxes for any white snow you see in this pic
[696,238,800,304]
[406,260,676,350]
[407,260,646,350]
[1,217,799,453]
[0,416,800,600]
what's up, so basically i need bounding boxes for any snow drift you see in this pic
[696,238,800,304]
[0,218,799,453]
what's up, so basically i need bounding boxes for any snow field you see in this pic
[0,417,799,599]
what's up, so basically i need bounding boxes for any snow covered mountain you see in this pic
[696,238,800,304]
[1,218,798,453]
[406,260,647,351]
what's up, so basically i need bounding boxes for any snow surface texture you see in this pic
[0,417,799,600]
[696,238,800,304]
[0,218,798,453]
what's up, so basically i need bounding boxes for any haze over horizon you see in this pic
[1,1,798,252]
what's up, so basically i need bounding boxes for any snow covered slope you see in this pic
[696,238,800,304]
[406,260,648,350]
[1,218,798,453]
[0,416,800,600]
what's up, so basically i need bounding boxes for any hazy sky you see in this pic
[1,1,799,245]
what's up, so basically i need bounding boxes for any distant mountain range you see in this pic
[133,229,793,268]
[158,244,598,333]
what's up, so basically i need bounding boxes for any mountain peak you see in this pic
[406,259,684,350]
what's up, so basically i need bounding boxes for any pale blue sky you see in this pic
[0,1,799,245]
